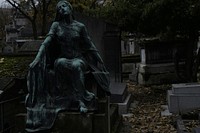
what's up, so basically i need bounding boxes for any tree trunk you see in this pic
[41,11,47,36]
[32,21,38,40]
[186,33,199,82]
[41,0,47,36]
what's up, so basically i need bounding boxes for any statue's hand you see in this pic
[29,44,45,69]
[29,58,40,69]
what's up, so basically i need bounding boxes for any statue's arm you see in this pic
[30,22,58,68]
[81,25,103,64]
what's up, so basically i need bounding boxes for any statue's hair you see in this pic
[55,1,73,21]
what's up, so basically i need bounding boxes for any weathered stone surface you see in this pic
[168,90,200,113]
[110,82,132,114]
[193,128,200,133]
[172,83,200,94]
[138,63,176,74]
[110,82,127,103]
[52,112,93,133]
[51,105,120,133]
[117,94,132,114]
[138,63,180,85]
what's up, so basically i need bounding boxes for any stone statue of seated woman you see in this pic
[25,0,110,132]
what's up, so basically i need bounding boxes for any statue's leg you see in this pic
[71,59,95,112]
[54,58,95,113]
[54,58,72,95]
[72,59,95,100]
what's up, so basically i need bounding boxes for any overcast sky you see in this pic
[0,0,5,4]
[0,0,9,6]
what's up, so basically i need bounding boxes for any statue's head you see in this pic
[55,1,73,21]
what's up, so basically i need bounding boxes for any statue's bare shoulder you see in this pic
[72,20,86,30]
[51,21,59,29]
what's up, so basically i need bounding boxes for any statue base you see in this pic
[51,96,111,133]
[52,112,93,133]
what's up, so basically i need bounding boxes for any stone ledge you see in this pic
[172,83,200,94]
[138,63,176,74]
[114,94,132,114]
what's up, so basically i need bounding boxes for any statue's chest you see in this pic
[56,25,81,42]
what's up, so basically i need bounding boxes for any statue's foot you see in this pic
[79,100,88,113]
[80,106,88,113]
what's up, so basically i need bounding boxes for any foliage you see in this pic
[97,0,200,81]
[99,0,200,38]
[0,57,34,78]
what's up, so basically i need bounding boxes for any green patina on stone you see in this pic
[25,1,110,132]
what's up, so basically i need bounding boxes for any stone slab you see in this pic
[110,82,127,103]
[172,83,200,94]
[138,63,176,74]
[168,90,200,113]
[193,128,200,133]
[115,94,132,114]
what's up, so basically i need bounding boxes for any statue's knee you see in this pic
[72,61,82,70]
[54,58,66,67]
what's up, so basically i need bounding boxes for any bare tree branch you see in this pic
[6,0,32,21]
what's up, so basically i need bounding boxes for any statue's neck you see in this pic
[61,14,72,25]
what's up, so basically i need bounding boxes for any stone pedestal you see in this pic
[52,112,93,133]
[14,96,122,133]
[51,97,121,133]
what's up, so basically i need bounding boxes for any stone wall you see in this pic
[74,13,121,78]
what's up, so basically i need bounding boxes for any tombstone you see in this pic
[137,39,187,85]
[3,45,14,54]
[17,40,43,55]
[167,83,200,113]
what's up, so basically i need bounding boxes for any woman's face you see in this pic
[57,2,71,16]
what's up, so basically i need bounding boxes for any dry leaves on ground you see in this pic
[121,82,177,133]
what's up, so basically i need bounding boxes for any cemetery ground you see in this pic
[121,83,177,133]
[121,83,200,133]
[1,56,200,132]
